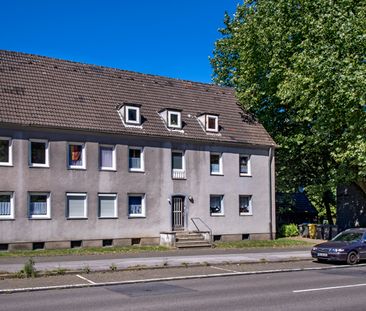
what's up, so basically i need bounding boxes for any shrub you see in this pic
[280,224,299,237]
[18,258,37,278]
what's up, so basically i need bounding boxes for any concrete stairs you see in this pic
[175,231,212,249]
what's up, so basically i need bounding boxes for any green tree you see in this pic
[211,0,366,223]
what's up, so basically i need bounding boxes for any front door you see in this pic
[172,196,185,231]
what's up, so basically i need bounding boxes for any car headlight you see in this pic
[329,248,345,253]
[312,247,318,251]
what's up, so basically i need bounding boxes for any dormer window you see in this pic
[168,110,181,129]
[206,115,219,132]
[159,108,183,130]
[125,105,141,125]
[118,103,142,127]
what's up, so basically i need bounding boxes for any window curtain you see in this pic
[0,195,10,215]
[70,145,82,166]
[100,147,113,168]
[129,196,142,214]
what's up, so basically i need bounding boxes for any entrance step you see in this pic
[175,231,212,249]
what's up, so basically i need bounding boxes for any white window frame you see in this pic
[239,195,253,216]
[98,193,118,218]
[206,115,219,132]
[125,106,141,125]
[28,192,51,219]
[66,193,87,219]
[128,146,144,172]
[0,192,14,220]
[239,154,251,176]
[167,110,182,129]
[67,142,86,169]
[128,193,146,218]
[99,144,116,171]
[210,194,224,216]
[29,139,49,168]
[0,137,12,166]
[210,152,223,175]
[171,150,186,179]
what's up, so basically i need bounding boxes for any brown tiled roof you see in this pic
[0,50,275,147]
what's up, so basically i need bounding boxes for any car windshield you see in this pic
[332,232,363,242]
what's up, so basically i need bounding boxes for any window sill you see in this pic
[210,172,224,176]
[128,215,146,219]
[28,217,51,220]
[29,164,49,168]
[240,213,253,216]
[210,214,225,217]
[68,167,87,170]
[98,217,118,219]
[0,217,15,221]
[67,217,88,220]
[0,163,13,167]
[129,169,145,173]
[239,174,252,177]
[100,168,117,172]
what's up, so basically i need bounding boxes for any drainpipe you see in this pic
[268,147,274,240]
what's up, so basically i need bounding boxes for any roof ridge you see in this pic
[0,49,233,91]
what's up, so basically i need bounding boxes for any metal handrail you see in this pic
[191,217,212,244]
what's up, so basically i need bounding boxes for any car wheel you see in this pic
[346,251,359,265]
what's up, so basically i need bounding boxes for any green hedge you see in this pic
[280,223,299,237]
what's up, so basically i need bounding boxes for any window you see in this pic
[125,105,141,125]
[172,150,186,179]
[239,155,251,176]
[67,193,87,219]
[98,194,117,218]
[129,147,144,172]
[68,143,86,169]
[167,111,182,129]
[29,139,49,167]
[210,195,224,216]
[0,192,14,219]
[128,194,145,217]
[210,153,223,175]
[239,195,252,215]
[206,115,219,132]
[0,137,12,166]
[28,193,50,219]
[99,145,116,170]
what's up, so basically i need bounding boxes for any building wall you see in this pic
[0,126,274,244]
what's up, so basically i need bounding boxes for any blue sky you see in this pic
[0,0,239,83]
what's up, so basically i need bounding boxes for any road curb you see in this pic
[1,262,365,295]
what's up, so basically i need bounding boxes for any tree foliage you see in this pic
[211,0,366,211]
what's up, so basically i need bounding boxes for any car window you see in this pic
[332,232,363,242]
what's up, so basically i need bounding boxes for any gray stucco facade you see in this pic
[0,125,275,248]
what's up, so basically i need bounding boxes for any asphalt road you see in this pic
[2,265,366,311]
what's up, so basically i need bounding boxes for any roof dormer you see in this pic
[118,103,142,127]
[159,108,183,130]
[197,113,220,133]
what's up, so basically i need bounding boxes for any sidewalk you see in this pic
[0,247,313,274]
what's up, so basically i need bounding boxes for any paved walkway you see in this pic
[0,248,313,273]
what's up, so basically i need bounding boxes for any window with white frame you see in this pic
[206,115,219,132]
[29,139,49,167]
[0,137,12,166]
[67,193,87,219]
[125,105,141,125]
[167,110,182,129]
[0,192,14,219]
[239,154,251,176]
[210,153,223,175]
[68,143,86,169]
[28,192,50,219]
[99,145,116,170]
[171,150,186,179]
[129,147,144,172]
[239,195,252,215]
[128,194,145,217]
[210,195,224,216]
[98,193,117,218]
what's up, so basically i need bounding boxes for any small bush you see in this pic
[18,258,37,278]
[280,224,299,237]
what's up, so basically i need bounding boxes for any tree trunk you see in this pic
[322,190,334,225]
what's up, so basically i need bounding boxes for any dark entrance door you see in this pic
[172,196,185,231]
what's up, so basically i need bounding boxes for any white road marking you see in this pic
[76,274,96,284]
[293,283,366,293]
[210,266,240,273]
